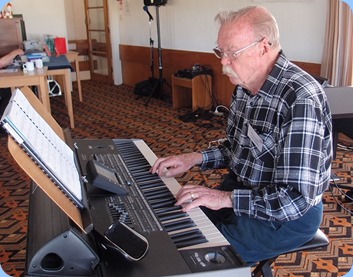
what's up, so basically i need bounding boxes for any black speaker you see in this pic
[134,78,159,97]
[27,229,99,276]
[144,0,168,6]
[26,185,99,276]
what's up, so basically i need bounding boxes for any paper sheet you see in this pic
[1,89,83,202]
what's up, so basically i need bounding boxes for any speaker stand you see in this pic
[144,5,166,106]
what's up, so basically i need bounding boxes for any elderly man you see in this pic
[151,6,332,264]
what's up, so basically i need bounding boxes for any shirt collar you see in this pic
[258,50,288,100]
[234,51,288,99]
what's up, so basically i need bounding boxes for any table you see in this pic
[324,86,353,159]
[172,74,213,111]
[1,55,76,128]
[0,67,50,111]
[65,51,83,102]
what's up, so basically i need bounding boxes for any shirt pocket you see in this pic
[248,131,277,163]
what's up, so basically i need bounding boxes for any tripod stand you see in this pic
[144,5,165,106]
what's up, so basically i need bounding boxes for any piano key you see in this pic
[150,199,176,209]
[175,237,209,249]
[144,191,174,200]
[131,139,231,250]
[163,218,196,232]
[154,205,182,215]
[143,187,171,196]
[111,139,230,250]
[158,211,188,221]
[170,229,205,242]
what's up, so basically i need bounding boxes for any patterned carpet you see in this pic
[0,80,353,276]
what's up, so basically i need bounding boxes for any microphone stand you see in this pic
[148,16,155,80]
[145,5,164,106]
[143,5,155,79]
[136,6,156,101]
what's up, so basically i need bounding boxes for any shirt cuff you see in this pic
[233,189,253,216]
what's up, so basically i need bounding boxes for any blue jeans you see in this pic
[201,173,324,265]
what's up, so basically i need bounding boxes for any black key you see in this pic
[175,237,209,249]
[154,205,182,215]
[163,218,196,232]
[158,212,188,221]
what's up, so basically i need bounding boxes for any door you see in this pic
[84,0,113,83]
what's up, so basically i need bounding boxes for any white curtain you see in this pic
[321,0,353,86]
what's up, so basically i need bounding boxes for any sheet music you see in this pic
[1,89,83,203]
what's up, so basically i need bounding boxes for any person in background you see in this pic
[0,48,24,118]
[0,48,24,68]
[151,6,332,265]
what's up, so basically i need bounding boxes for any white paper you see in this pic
[3,89,82,202]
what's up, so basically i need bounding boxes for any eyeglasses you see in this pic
[213,40,261,60]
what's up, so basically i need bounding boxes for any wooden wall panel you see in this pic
[0,19,25,57]
[292,61,321,77]
[119,44,321,108]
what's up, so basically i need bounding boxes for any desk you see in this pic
[324,86,353,159]
[172,74,212,111]
[0,67,50,111]
[65,51,83,102]
[325,86,353,119]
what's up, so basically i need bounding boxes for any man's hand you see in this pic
[175,184,233,212]
[150,152,203,178]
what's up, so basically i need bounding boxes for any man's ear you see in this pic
[260,37,271,55]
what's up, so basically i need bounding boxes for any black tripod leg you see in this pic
[144,79,160,106]
[135,94,143,100]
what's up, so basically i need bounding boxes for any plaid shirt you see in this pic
[201,52,332,221]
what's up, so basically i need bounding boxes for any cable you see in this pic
[214,105,229,116]
[329,175,353,215]
[337,143,353,152]
[200,73,217,109]
[208,138,227,148]
[331,176,353,202]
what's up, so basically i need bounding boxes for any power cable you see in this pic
[329,175,353,215]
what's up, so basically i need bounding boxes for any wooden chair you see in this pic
[252,228,329,277]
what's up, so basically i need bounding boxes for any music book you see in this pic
[1,88,84,209]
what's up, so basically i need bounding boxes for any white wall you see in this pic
[11,0,68,42]
[64,0,86,40]
[118,0,328,63]
[108,0,123,85]
[9,0,329,81]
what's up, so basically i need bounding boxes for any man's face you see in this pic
[216,21,261,87]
